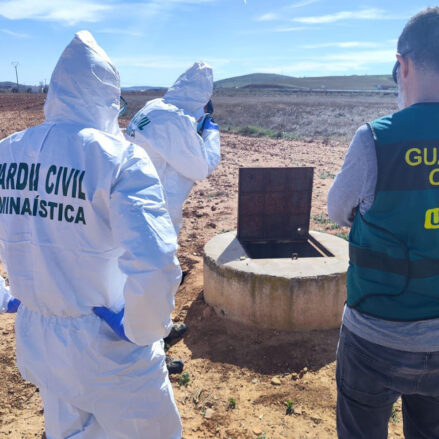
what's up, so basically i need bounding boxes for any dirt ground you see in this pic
[0,94,404,438]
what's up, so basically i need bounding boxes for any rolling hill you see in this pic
[214,73,395,91]
[1,73,397,94]
[122,85,167,92]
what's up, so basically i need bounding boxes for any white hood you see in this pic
[44,30,121,136]
[163,62,213,116]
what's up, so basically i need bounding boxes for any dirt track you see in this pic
[0,94,403,438]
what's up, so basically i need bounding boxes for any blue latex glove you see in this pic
[93,307,132,343]
[197,114,218,135]
[6,297,21,313]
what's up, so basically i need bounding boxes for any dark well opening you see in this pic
[242,235,334,260]
[237,167,336,260]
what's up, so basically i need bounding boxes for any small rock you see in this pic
[204,408,214,419]
[291,373,299,380]
[211,206,217,211]
[240,256,246,261]
[299,367,308,378]
[271,377,282,386]
[251,378,258,384]
[252,428,263,436]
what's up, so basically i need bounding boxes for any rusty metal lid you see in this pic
[238,167,314,242]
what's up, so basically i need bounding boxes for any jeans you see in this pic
[337,325,439,439]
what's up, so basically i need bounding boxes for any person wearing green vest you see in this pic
[328,8,439,438]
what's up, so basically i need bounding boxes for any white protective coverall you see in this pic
[125,62,221,234]
[0,31,182,439]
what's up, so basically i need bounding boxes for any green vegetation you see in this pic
[312,213,339,230]
[391,405,400,424]
[238,125,282,138]
[285,400,294,415]
[178,372,190,387]
[228,397,236,410]
[319,170,336,179]
[336,232,349,241]
[222,124,299,140]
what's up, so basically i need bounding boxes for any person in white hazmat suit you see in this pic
[0,31,182,439]
[126,62,221,235]
[125,62,221,374]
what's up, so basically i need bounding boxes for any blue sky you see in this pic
[0,0,431,87]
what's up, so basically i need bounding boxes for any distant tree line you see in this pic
[9,85,48,94]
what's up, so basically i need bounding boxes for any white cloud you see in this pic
[256,12,279,22]
[153,0,215,3]
[0,28,29,38]
[140,0,216,11]
[0,0,218,25]
[274,26,309,32]
[324,50,395,64]
[289,0,321,9]
[292,8,405,24]
[302,41,381,49]
[256,0,321,23]
[0,0,113,24]
[164,0,215,3]
[254,50,396,75]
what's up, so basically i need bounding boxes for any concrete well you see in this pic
[203,231,349,331]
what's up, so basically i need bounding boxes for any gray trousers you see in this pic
[337,325,439,439]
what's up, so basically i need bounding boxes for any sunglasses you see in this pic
[392,50,413,84]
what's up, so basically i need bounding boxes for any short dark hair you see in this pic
[398,7,439,73]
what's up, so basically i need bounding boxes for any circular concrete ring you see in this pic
[203,231,349,331]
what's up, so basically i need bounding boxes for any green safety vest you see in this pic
[347,103,439,321]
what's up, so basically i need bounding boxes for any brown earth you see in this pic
[0,94,404,438]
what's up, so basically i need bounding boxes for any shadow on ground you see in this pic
[182,290,339,376]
